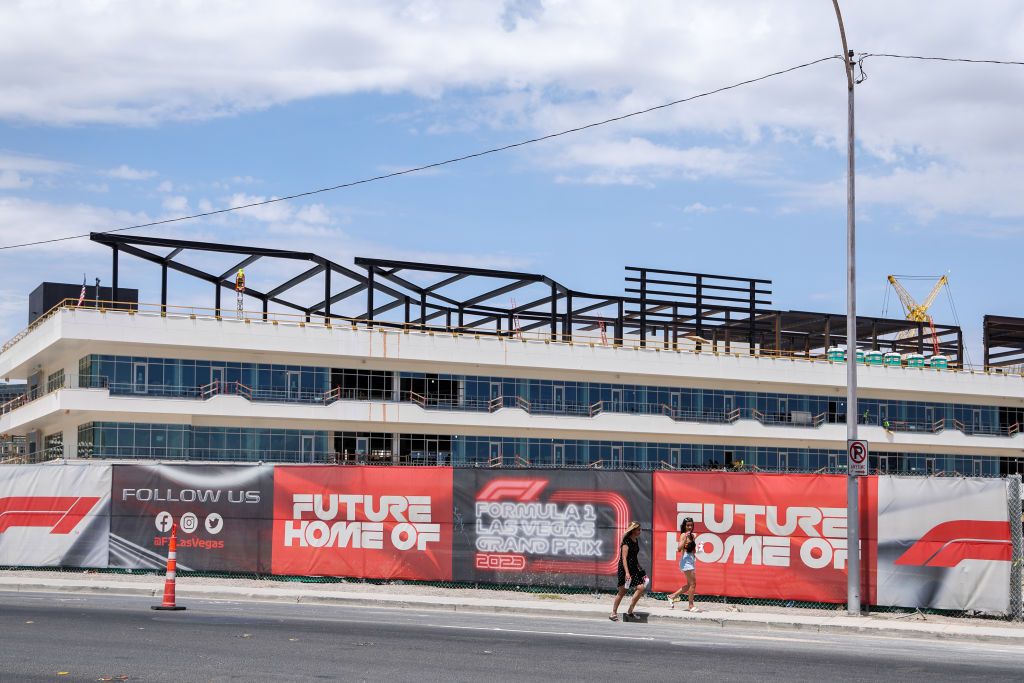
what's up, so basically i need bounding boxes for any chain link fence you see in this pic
[1,466,1021,621]
[1008,474,1022,621]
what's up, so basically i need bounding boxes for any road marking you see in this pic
[428,624,655,641]
[728,634,824,644]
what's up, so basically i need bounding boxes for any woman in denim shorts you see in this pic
[667,517,700,612]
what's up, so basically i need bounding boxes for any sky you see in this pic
[1,0,1023,367]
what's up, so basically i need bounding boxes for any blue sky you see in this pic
[1,1,1023,365]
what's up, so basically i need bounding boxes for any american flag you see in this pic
[77,276,86,306]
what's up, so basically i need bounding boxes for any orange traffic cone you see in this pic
[151,523,186,611]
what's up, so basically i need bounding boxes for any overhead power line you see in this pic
[0,54,841,252]
[861,52,1024,66]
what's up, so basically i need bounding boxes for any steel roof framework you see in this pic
[983,315,1024,368]
[91,232,961,363]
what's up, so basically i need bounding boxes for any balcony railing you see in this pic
[751,409,827,428]
[5,375,1023,441]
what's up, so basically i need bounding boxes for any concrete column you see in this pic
[391,433,400,465]
[392,371,401,402]
[62,424,78,459]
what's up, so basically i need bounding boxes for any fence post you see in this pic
[1009,474,1022,622]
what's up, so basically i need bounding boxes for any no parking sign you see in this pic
[847,439,868,476]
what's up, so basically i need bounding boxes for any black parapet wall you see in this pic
[28,282,139,324]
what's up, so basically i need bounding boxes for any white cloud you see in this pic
[560,138,750,175]
[156,180,174,193]
[551,137,752,185]
[0,197,149,252]
[0,170,32,189]
[0,152,69,174]
[0,2,1021,221]
[104,165,157,181]
[0,152,70,189]
[162,195,189,212]
[683,202,715,214]
[228,193,295,224]
[783,161,1024,223]
[295,204,332,225]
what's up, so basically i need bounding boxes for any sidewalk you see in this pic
[1,570,1022,645]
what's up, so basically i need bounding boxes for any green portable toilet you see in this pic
[930,355,949,370]
[883,352,901,367]
[905,353,925,368]
[865,350,884,366]
[854,349,866,364]
[827,346,845,363]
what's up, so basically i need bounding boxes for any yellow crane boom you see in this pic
[887,274,948,324]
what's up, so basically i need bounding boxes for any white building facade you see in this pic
[2,303,1023,476]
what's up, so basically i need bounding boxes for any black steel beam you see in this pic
[625,265,771,284]
[461,279,536,308]
[111,246,118,302]
[358,298,405,321]
[92,232,319,262]
[309,283,367,314]
[218,254,263,281]
[355,257,547,283]
[625,276,772,296]
[265,264,325,299]
[425,273,469,292]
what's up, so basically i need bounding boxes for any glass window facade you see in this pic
[74,355,1023,444]
[46,369,65,394]
[77,422,328,462]
[43,432,63,460]
[399,371,1017,434]
[79,355,329,402]
[331,430,1004,475]
[73,421,1015,475]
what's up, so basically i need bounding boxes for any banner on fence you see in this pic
[272,465,453,580]
[651,472,876,603]
[876,475,1011,612]
[0,462,1015,614]
[109,464,273,573]
[0,463,110,568]
[452,469,652,588]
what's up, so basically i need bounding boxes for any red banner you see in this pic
[271,466,453,581]
[652,472,876,603]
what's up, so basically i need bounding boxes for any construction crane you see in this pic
[886,274,948,354]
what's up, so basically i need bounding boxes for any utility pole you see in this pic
[832,0,860,617]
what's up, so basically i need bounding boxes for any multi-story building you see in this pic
[1,233,1022,475]
[0,382,27,461]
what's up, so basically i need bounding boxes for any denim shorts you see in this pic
[679,553,696,572]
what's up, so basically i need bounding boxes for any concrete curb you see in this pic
[3,578,1022,645]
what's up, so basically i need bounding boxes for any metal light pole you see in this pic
[832,0,860,616]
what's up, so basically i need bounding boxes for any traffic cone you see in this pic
[151,523,186,611]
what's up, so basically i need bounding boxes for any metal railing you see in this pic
[8,376,1024,445]
[952,419,1021,437]
[750,409,826,427]
[2,298,1007,375]
[876,418,947,434]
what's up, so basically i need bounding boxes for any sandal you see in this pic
[608,613,619,622]
[688,606,702,613]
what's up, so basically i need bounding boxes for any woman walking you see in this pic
[609,521,647,622]
[667,517,700,611]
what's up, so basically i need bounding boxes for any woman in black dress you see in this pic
[609,521,647,621]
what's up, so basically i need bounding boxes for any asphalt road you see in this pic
[1,591,1022,682]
